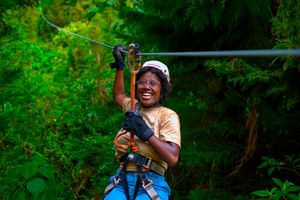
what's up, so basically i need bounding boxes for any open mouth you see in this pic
[141,92,153,100]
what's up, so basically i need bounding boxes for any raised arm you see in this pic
[110,45,128,109]
[113,69,127,108]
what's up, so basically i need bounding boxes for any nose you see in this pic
[143,82,152,88]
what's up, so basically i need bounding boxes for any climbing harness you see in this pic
[104,152,163,200]
[106,44,161,200]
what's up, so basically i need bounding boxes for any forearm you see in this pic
[148,136,180,167]
[113,69,127,108]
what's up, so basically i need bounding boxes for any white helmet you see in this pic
[141,60,170,82]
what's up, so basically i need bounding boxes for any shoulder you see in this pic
[158,106,178,117]
[157,106,180,124]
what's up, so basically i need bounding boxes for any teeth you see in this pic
[142,92,152,96]
[141,92,152,100]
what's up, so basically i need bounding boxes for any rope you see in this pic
[40,11,300,57]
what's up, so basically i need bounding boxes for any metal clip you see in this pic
[113,176,120,185]
[142,179,153,189]
[127,152,135,161]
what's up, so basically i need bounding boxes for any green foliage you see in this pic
[251,154,300,199]
[258,156,285,176]
[0,0,39,36]
[1,0,300,199]
[111,0,273,51]
[257,155,300,177]
[1,153,62,200]
[251,178,300,200]
[0,1,123,199]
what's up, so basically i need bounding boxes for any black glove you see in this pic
[123,111,154,142]
[110,45,126,70]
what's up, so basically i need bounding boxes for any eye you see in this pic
[138,80,147,86]
[149,80,158,87]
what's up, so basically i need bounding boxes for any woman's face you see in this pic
[136,71,161,108]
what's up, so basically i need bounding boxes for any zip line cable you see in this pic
[40,12,114,49]
[40,12,300,57]
[138,49,300,57]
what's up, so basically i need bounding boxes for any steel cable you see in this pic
[41,12,300,57]
[40,12,114,49]
[138,49,300,57]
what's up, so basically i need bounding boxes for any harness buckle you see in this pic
[142,179,153,189]
[143,156,152,170]
[113,176,120,185]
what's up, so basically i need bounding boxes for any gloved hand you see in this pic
[123,111,154,142]
[110,45,126,70]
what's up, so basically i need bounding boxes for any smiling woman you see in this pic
[103,45,181,200]
[135,60,171,106]
[136,71,162,108]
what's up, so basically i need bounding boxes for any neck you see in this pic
[141,102,161,109]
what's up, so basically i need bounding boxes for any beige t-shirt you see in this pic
[115,97,181,172]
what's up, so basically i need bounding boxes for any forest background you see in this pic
[1,0,300,199]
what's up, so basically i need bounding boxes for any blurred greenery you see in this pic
[0,0,299,199]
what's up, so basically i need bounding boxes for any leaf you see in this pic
[31,154,47,166]
[272,178,283,187]
[251,190,270,197]
[39,165,55,180]
[287,194,299,200]
[274,190,282,200]
[268,166,275,175]
[20,161,38,180]
[26,178,45,196]
[11,188,28,200]
[288,185,300,192]
[40,191,58,200]
[257,162,268,169]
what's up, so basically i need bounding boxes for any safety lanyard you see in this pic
[113,44,141,152]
